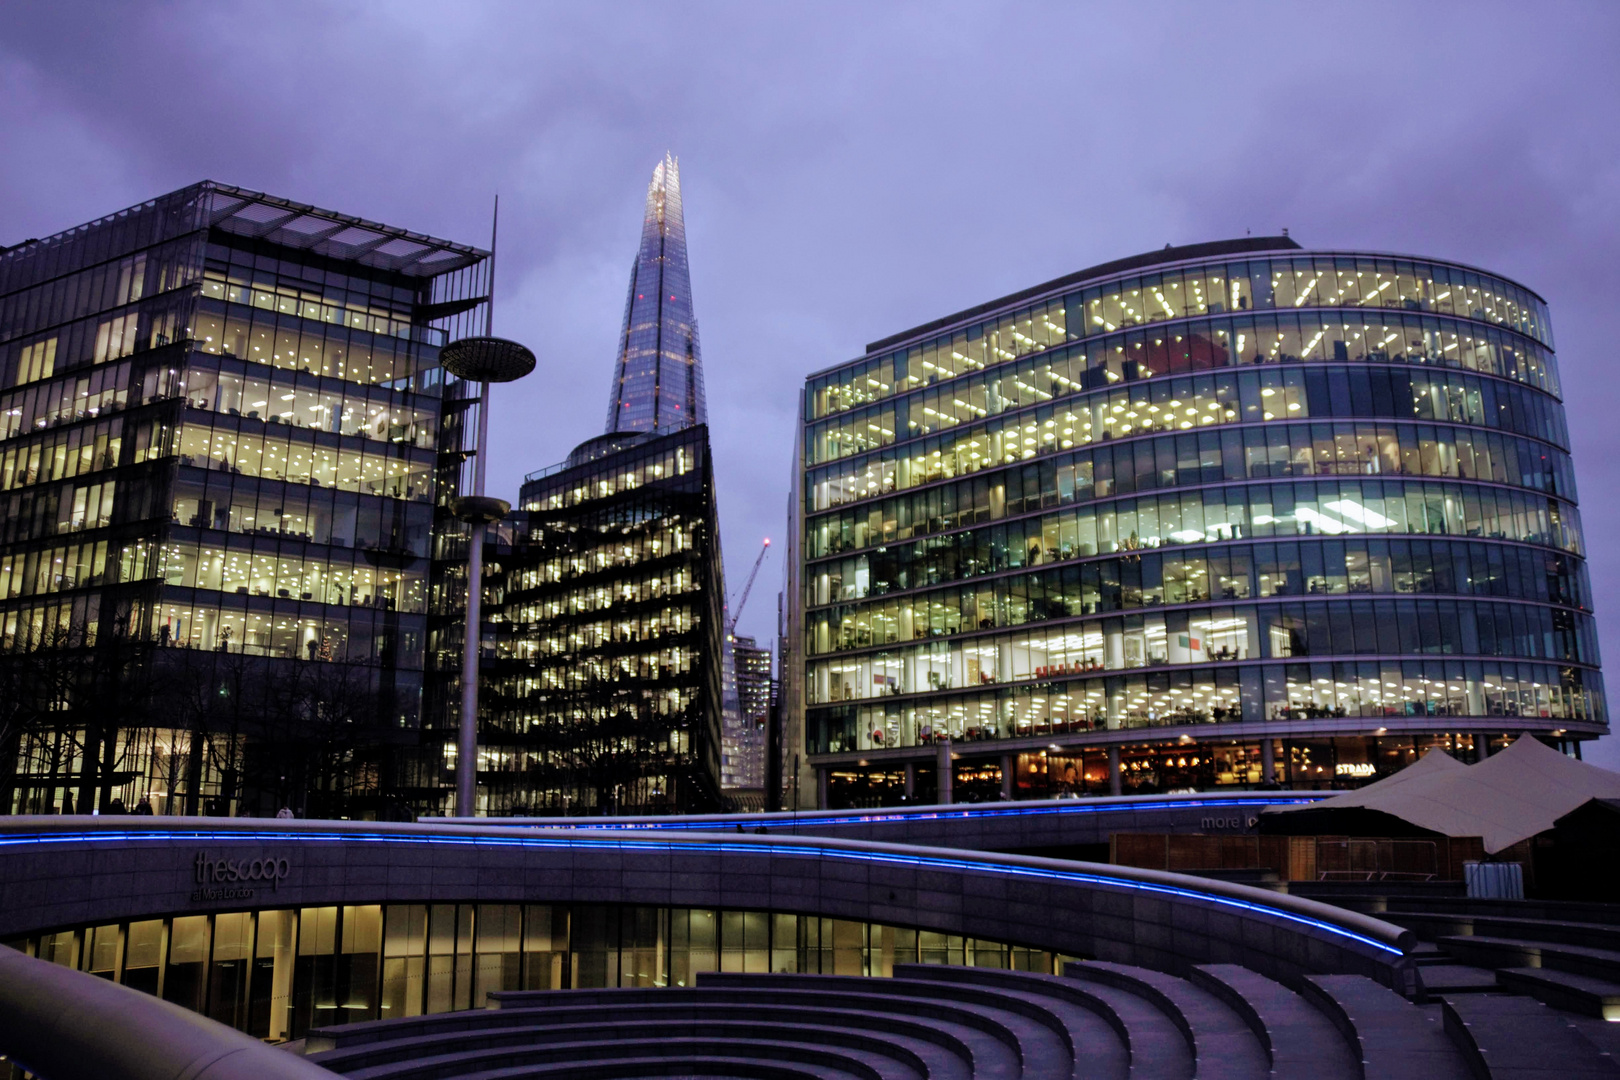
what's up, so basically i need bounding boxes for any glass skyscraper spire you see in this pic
[605,153,707,433]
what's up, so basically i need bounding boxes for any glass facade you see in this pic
[5,903,1060,1042]
[723,635,771,789]
[788,239,1603,808]
[0,182,491,817]
[604,153,707,434]
[478,425,726,814]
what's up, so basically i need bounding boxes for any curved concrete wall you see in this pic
[0,944,333,1080]
[0,817,1412,990]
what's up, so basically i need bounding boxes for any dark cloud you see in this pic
[5,0,1619,762]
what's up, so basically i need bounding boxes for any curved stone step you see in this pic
[321,1020,934,1080]
[700,972,1049,1080]
[414,1057,861,1080]
[313,1035,895,1080]
[668,981,1018,1079]
[1187,965,1358,1080]
[1441,994,1620,1080]
[1495,967,1620,1021]
[1437,936,1620,983]
[1299,974,1472,1080]
[1066,961,1266,1080]
[894,964,1132,1080]
[1415,966,1501,997]
[1050,965,1191,1080]
[1392,913,1620,953]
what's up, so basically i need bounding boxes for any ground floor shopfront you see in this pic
[816,730,1581,808]
[4,902,1062,1043]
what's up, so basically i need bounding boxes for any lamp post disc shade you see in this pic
[440,336,537,383]
[450,495,511,524]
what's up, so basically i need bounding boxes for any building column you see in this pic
[1477,733,1492,760]
[1108,746,1122,796]
[816,766,829,809]
[1000,754,1014,801]
[904,762,916,801]
[1261,738,1276,785]
[937,739,953,805]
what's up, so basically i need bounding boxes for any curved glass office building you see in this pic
[785,237,1604,807]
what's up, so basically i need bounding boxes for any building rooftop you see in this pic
[864,235,1301,355]
[201,182,488,276]
[3,180,489,279]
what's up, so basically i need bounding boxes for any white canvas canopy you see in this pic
[1265,736,1620,853]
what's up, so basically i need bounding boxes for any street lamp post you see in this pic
[438,336,536,818]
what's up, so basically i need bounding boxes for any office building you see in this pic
[722,634,770,789]
[480,424,726,814]
[465,156,728,814]
[785,237,1604,807]
[0,182,490,817]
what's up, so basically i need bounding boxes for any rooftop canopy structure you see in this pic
[1262,736,1620,852]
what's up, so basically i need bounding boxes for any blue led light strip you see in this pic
[484,795,1327,831]
[0,825,1400,957]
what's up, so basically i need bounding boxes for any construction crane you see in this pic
[726,538,771,636]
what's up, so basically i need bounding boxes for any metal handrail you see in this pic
[0,944,333,1080]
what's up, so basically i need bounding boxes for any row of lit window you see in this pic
[0,591,100,650]
[811,254,1552,420]
[517,609,699,656]
[504,527,696,587]
[171,473,433,557]
[201,270,421,343]
[175,422,433,502]
[810,359,1568,472]
[157,540,424,613]
[812,425,1572,550]
[806,320,1555,469]
[0,538,109,602]
[0,478,115,549]
[809,596,1594,696]
[0,357,134,445]
[183,362,436,449]
[151,600,422,666]
[190,302,428,390]
[809,658,1598,755]
[812,480,1583,610]
[524,448,698,512]
[810,535,1586,618]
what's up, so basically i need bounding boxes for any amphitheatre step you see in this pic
[1187,964,1358,1080]
[700,971,1059,1080]
[1441,994,1620,1079]
[311,1035,897,1080]
[1437,936,1620,983]
[1410,943,1453,966]
[1065,961,1268,1080]
[1382,899,1620,928]
[893,964,1132,1080]
[417,1058,862,1080]
[315,1018,940,1080]
[494,982,1034,1079]
[1049,964,1194,1080]
[1415,966,1502,996]
[1494,967,1620,1021]
[349,995,984,1080]
[1298,974,1472,1080]
[1390,912,1620,953]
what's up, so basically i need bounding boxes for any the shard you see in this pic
[604,153,707,433]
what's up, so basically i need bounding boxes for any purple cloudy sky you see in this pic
[5,2,1620,763]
